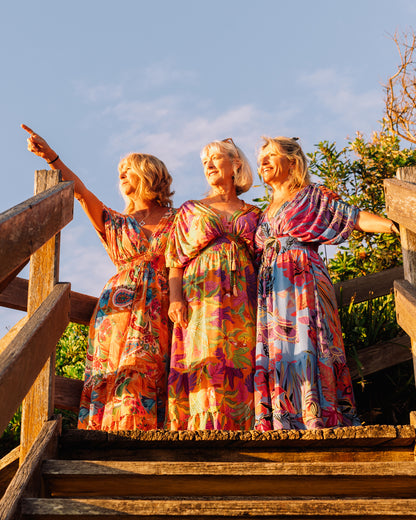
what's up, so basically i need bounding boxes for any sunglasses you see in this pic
[221,137,240,157]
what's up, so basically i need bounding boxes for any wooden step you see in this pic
[21,497,416,518]
[59,425,416,463]
[42,460,416,498]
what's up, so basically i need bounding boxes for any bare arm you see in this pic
[22,124,105,234]
[355,210,399,234]
[168,267,188,328]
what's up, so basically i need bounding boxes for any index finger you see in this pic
[21,124,36,136]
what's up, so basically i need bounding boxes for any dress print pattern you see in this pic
[255,184,362,430]
[166,200,261,430]
[78,206,176,431]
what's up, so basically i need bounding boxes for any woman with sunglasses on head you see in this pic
[22,124,176,432]
[166,138,261,430]
[254,136,399,431]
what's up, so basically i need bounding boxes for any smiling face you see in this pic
[257,144,293,186]
[201,148,236,188]
[118,160,139,197]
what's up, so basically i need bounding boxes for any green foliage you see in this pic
[1,323,88,454]
[55,323,88,380]
[309,126,416,282]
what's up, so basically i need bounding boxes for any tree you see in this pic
[308,126,416,283]
[385,30,416,145]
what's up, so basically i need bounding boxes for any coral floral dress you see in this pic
[78,206,176,431]
[255,185,362,430]
[166,200,261,430]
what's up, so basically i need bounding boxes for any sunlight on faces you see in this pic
[200,141,253,196]
[118,158,139,198]
[257,137,310,190]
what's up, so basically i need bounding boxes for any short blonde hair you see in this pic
[200,140,253,195]
[258,136,310,190]
[119,153,174,213]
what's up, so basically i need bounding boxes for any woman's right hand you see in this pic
[168,300,188,328]
[21,124,57,163]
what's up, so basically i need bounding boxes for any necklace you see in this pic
[134,208,152,226]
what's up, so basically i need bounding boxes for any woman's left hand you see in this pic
[22,124,56,163]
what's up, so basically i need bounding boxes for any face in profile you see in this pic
[119,161,139,197]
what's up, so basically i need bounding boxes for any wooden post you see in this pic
[20,170,61,463]
[396,167,416,388]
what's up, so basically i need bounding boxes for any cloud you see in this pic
[298,67,383,136]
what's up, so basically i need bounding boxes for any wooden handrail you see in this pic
[385,166,416,389]
[0,283,70,434]
[0,181,73,287]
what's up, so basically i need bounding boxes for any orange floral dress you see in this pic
[78,206,176,431]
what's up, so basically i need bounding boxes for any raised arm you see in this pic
[22,124,105,234]
[355,210,399,234]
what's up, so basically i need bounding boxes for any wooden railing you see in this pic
[0,168,414,468]
[0,170,73,463]
[385,167,416,387]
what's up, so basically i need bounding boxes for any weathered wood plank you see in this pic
[394,168,416,392]
[0,260,29,295]
[0,316,29,356]
[0,418,61,520]
[0,180,73,285]
[384,177,416,235]
[334,266,403,306]
[0,283,70,435]
[20,497,416,518]
[347,334,411,380]
[42,459,416,498]
[60,424,416,450]
[0,277,97,325]
[0,446,20,498]
[395,280,416,342]
[21,170,62,463]
[54,376,83,412]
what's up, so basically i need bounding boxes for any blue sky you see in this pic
[1,0,415,332]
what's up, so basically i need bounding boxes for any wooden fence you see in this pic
[385,167,416,388]
[0,168,414,469]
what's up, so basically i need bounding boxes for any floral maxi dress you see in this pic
[166,200,261,430]
[255,185,362,430]
[78,206,176,431]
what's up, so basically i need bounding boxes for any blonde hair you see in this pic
[258,136,310,190]
[200,140,253,195]
[119,153,174,213]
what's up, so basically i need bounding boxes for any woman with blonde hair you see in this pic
[167,138,261,430]
[22,124,176,431]
[255,136,398,430]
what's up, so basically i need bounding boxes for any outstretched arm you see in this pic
[355,210,399,234]
[22,124,105,234]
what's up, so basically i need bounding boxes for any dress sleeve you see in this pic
[284,185,359,245]
[165,201,220,268]
[95,206,138,265]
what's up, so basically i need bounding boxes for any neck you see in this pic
[132,200,158,213]
[210,185,238,202]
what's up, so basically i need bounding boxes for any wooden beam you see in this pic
[0,179,73,286]
[394,279,416,343]
[0,260,29,295]
[0,417,61,520]
[0,446,20,498]
[384,177,416,235]
[20,497,416,518]
[334,266,403,306]
[54,376,83,412]
[0,277,97,325]
[347,334,411,380]
[0,283,70,435]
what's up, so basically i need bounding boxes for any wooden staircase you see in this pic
[4,419,416,519]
